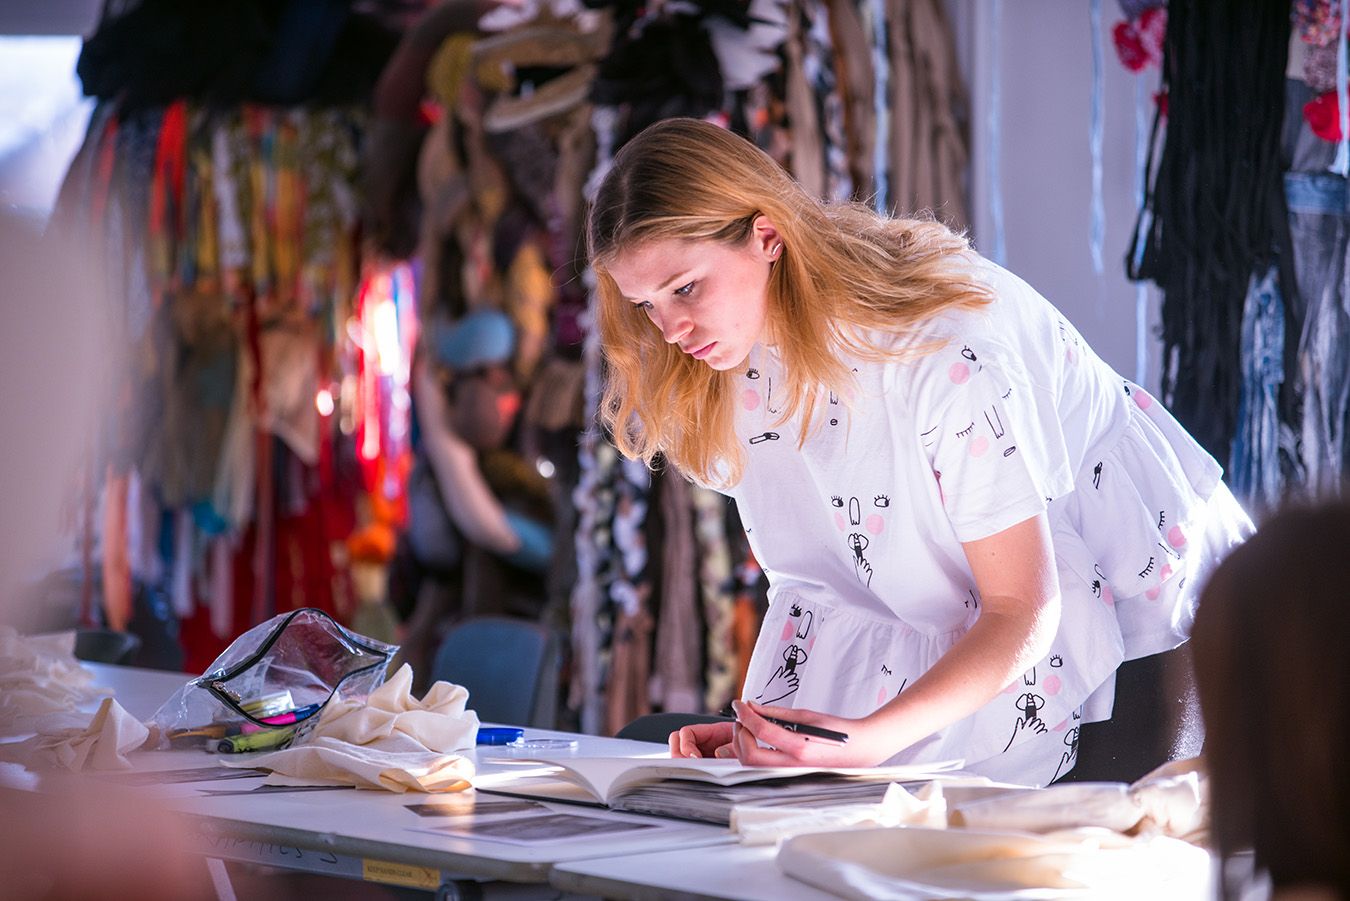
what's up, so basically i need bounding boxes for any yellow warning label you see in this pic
[362,859,440,889]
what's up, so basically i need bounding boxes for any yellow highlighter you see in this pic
[216,726,296,754]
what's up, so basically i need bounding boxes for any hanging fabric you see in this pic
[1127,0,1294,463]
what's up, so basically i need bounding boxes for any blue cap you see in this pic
[435,309,516,371]
[476,727,525,746]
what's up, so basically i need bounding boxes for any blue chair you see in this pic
[616,712,731,744]
[74,628,142,666]
[429,616,559,728]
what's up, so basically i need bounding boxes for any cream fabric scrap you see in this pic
[778,825,1210,900]
[732,779,971,846]
[241,738,475,793]
[0,697,149,771]
[947,758,1208,841]
[223,664,480,793]
[0,627,111,729]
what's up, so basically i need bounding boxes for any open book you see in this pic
[475,756,966,825]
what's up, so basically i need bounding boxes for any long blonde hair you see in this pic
[587,118,991,487]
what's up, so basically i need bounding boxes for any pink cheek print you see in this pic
[1053,719,1068,732]
[742,389,760,411]
[1043,675,1062,696]
[1134,389,1154,411]
[1160,563,1174,582]
[969,436,990,458]
[1101,584,1114,607]
[949,362,970,384]
[1002,680,1019,695]
[1065,346,1078,365]
[780,619,795,641]
[1167,525,1187,549]
[807,635,817,653]
[1146,585,1162,601]
[877,687,888,706]
[834,511,847,531]
[865,514,885,535]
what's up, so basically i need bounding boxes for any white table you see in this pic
[550,843,839,901]
[14,664,735,896]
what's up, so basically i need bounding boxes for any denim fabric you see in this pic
[1285,169,1350,496]
[1230,265,1286,508]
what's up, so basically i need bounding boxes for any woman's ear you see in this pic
[750,214,783,261]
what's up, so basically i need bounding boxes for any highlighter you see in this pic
[217,726,296,754]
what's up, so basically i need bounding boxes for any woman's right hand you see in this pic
[669,720,736,759]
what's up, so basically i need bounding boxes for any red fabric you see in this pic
[1305,89,1344,141]
[179,495,350,674]
[148,100,188,288]
[1113,7,1167,73]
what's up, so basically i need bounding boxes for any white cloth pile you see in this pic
[765,759,1212,899]
[0,627,148,771]
[225,664,479,792]
[0,696,149,771]
[0,627,110,730]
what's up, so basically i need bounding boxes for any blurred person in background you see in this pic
[1192,499,1350,901]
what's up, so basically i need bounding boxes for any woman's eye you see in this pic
[674,282,695,297]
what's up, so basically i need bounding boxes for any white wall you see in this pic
[956,0,1165,390]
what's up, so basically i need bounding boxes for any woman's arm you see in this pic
[731,512,1061,766]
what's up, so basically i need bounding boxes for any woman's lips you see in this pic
[689,341,716,360]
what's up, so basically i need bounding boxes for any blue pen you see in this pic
[476,727,525,746]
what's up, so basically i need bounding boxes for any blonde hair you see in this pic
[587,118,991,487]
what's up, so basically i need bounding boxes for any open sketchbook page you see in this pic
[479,756,967,806]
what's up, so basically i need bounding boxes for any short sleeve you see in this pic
[912,339,1075,542]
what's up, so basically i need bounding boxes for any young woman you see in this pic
[586,118,1252,785]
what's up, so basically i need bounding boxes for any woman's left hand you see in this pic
[729,700,893,767]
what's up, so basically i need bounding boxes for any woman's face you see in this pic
[605,221,780,372]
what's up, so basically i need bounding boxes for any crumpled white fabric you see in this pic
[947,758,1208,841]
[0,627,111,731]
[772,761,1212,898]
[778,825,1211,900]
[0,697,149,771]
[1128,757,1207,842]
[732,779,976,846]
[223,664,479,792]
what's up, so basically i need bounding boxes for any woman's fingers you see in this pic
[669,721,735,758]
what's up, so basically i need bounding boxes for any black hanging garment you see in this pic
[1127,0,1297,462]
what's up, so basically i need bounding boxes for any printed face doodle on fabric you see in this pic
[968,402,1017,459]
[831,493,890,586]
[742,367,797,447]
[1058,320,1084,366]
[756,645,807,705]
[1090,563,1114,606]
[1052,710,1083,782]
[1004,690,1049,753]
[757,602,818,705]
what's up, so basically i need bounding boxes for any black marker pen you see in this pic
[761,716,849,744]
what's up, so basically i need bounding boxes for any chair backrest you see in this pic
[616,712,731,744]
[429,616,557,727]
[74,628,142,666]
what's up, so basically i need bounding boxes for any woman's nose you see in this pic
[654,308,692,345]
